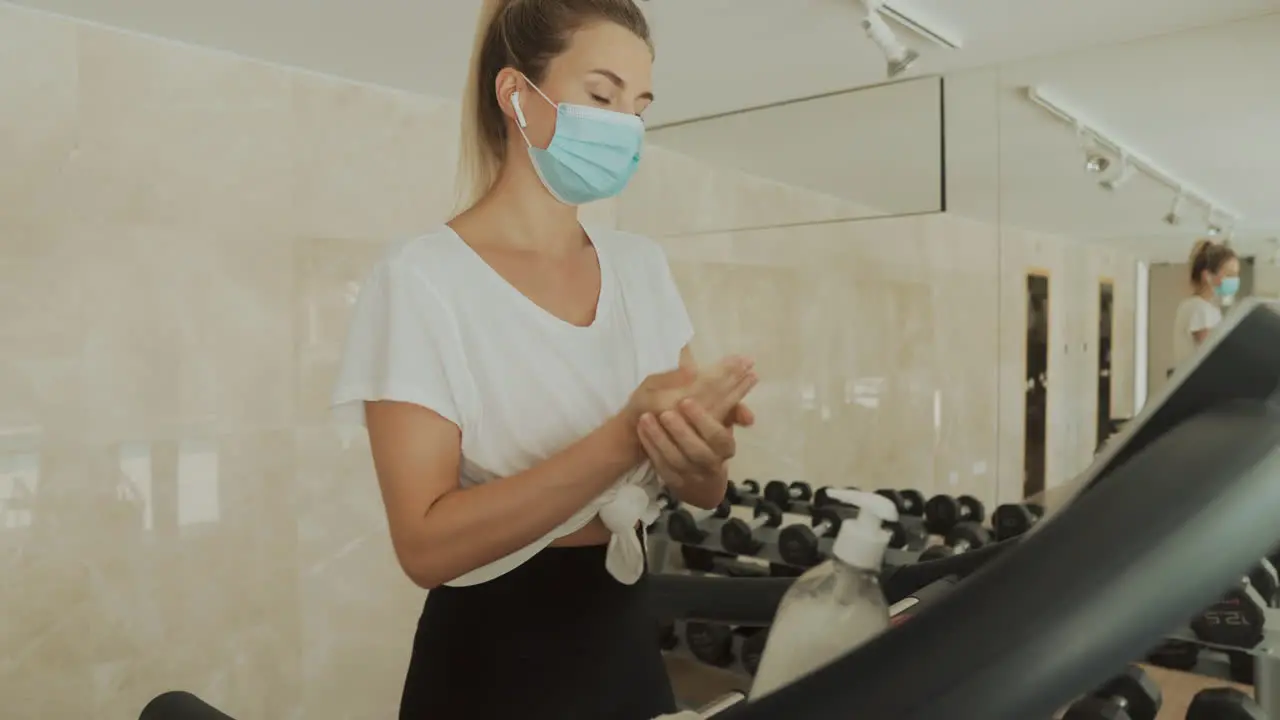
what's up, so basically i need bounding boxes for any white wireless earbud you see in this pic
[511,91,528,129]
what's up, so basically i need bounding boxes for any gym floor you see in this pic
[664,657,1253,719]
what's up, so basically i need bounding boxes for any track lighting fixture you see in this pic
[1099,156,1136,190]
[861,0,920,78]
[1163,192,1185,226]
[1027,86,1244,231]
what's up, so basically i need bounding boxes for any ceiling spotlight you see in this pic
[1206,207,1224,236]
[1163,192,1185,226]
[1084,153,1111,174]
[861,0,920,78]
[1099,156,1136,191]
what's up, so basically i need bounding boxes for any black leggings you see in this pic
[399,541,677,719]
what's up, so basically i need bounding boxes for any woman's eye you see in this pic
[590,94,610,104]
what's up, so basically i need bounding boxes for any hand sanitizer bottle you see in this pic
[748,489,898,700]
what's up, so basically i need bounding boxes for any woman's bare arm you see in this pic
[366,400,643,589]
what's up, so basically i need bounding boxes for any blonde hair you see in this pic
[453,0,651,214]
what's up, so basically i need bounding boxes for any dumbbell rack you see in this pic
[1165,612,1280,715]
[648,512,923,575]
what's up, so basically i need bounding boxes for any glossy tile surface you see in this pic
[0,6,1137,718]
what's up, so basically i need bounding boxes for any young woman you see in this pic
[1171,238,1239,368]
[331,1,758,717]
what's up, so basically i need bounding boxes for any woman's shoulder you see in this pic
[376,226,469,277]
[1176,295,1217,312]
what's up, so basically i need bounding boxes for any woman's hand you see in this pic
[622,356,754,426]
[638,373,758,497]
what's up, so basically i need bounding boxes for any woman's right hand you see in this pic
[623,356,755,427]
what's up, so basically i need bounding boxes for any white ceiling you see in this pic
[7,0,1279,259]
[8,0,1275,125]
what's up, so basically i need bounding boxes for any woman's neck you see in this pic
[1196,285,1216,302]
[468,160,583,255]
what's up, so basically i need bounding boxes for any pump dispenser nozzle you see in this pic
[823,489,900,570]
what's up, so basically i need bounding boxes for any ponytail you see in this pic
[1188,238,1213,264]
[455,0,512,214]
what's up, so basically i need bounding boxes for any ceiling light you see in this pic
[861,0,920,78]
[1099,156,1136,191]
[1164,193,1185,226]
[1084,153,1110,174]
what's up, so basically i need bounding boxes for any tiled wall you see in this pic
[0,6,1135,717]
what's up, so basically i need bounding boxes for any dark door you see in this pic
[1096,281,1115,450]
[1024,274,1050,499]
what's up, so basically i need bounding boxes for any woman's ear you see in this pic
[494,68,525,125]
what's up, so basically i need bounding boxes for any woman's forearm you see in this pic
[403,414,643,588]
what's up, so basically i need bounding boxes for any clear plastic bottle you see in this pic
[749,489,899,700]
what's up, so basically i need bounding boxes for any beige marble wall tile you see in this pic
[0,432,303,718]
[0,8,78,225]
[291,75,459,240]
[67,25,293,236]
[67,223,295,442]
[293,426,422,719]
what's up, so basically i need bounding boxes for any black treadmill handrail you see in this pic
[722,402,1280,720]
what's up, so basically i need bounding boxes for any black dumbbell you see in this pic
[875,489,925,518]
[1061,665,1161,720]
[1190,582,1268,650]
[900,489,926,517]
[739,627,768,676]
[727,479,762,506]
[685,622,735,668]
[666,501,732,544]
[813,486,857,508]
[923,494,986,536]
[1145,640,1199,672]
[919,522,993,561]
[720,500,784,555]
[991,502,1045,541]
[764,480,813,512]
[1228,650,1256,685]
[1187,687,1266,720]
[777,504,853,567]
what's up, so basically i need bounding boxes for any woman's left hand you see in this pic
[638,400,755,491]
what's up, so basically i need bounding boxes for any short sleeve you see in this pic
[330,257,466,429]
[1186,299,1221,334]
[650,242,695,351]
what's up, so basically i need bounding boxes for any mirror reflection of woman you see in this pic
[1172,238,1239,369]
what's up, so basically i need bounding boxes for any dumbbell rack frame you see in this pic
[1166,611,1280,713]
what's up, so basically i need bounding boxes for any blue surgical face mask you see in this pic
[1217,276,1240,298]
[512,78,644,206]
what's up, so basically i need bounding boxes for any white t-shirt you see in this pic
[331,225,693,586]
[1172,295,1223,367]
